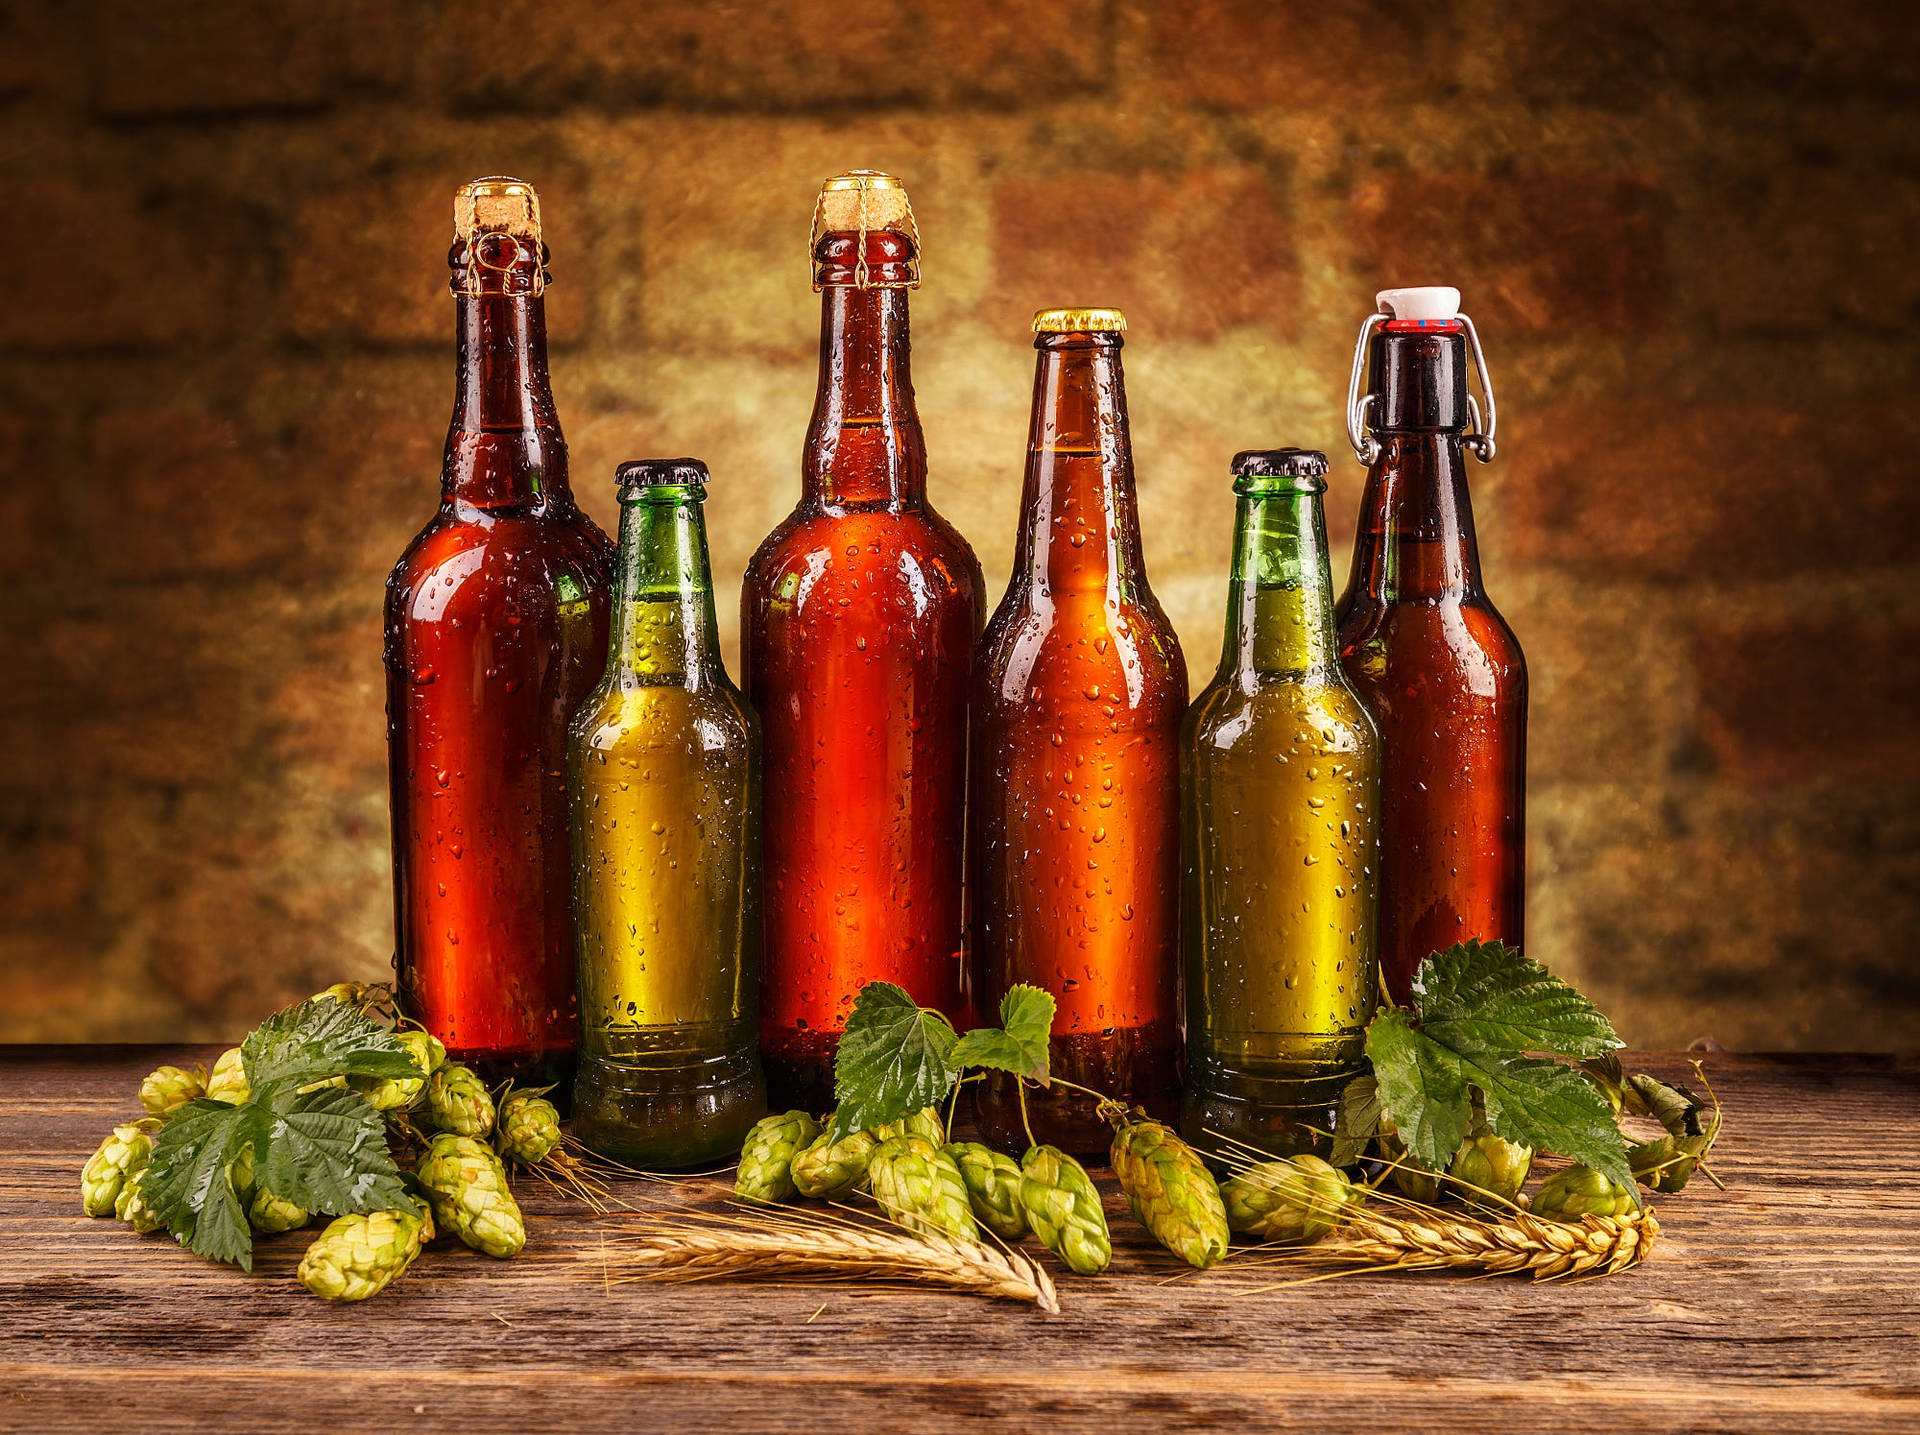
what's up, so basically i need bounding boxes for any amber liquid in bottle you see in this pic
[742,187,984,1110]
[385,179,613,1091]
[969,313,1186,1156]
[1336,325,1526,1004]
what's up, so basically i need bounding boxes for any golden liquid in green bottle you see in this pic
[569,473,763,1166]
[1180,462,1381,1160]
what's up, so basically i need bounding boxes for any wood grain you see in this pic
[3,1048,1917,1433]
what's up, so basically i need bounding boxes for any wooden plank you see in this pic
[2,1048,1918,1433]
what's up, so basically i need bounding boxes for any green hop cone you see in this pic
[1109,1112,1230,1271]
[248,1186,312,1234]
[1020,1145,1112,1276]
[353,1030,442,1113]
[81,1121,158,1217]
[790,1124,880,1199]
[401,1029,447,1074]
[229,1144,256,1203]
[114,1168,166,1234]
[426,1062,495,1138]
[1450,1129,1534,1208]
[1377,1119,1441,1203]
[1220,1155,1357,1244]
[866,1136,978,1242]
[873,1107,946,1145]
[496,1090,562,1165]
[296,1202,433,1302]
[945,1141,1028,1241]
[417,1133,525,1258]
[1630,1133,1713,1194]
[206,1047,248,1105]
[734,1110,821,1204]
[138,1063,208,1121]
[1532,1164,1638,1222]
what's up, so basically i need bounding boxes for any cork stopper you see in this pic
[1033,307,1128,334]
[451,176,547,297]
[810,170,920,290]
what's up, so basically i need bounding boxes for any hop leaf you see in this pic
[830,983,959,1141]
[1409,940,1622,1061]
[950,985,1055,1083]
[139,999,422,1269]
[241,998,419,1093]
[1367,1005,1635,1200]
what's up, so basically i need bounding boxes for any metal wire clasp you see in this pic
[808,172,922,292]
[1344,308,1499,465]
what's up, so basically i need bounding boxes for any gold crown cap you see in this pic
[455,176,542,241]
[1033,307,1128,333]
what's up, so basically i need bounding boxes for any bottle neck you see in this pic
[443,293,569,510]
[1013,334,1145,599]
[803,285,925,507]
[1344,332,1483,603]
[606,486,723,690]
[1222,480,1341,684]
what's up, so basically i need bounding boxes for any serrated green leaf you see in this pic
[1329,1073,1381,1168]
[1410,940,1622,1061]
[950,985,1056,1083]
[830,982,959,1140]
[1472,1058,1638,1198]
[1365,1009,1474,1170]
[254,1084,412,1215]
[242,998,419,1090]
[144,1099,261,1271]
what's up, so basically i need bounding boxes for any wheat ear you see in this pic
[1235,1203,1659,1288]
[606,1221,1061,1313]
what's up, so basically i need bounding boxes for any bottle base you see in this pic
[454,1048,577,1115]
[761,1032,840,1116]
[1178,1066,1354,1167]
[573,1047,766,1169]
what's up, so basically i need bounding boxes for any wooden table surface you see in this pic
[3,1046,1917,1433]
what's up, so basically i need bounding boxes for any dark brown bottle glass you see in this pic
[1335,288,1526,1005]
[969,308,1186,1156]
[384,178,613,1091]
[741,172,984,1109]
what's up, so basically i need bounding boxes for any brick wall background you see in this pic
[3,1,1916,1049]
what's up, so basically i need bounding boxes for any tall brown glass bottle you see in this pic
[385,178,613,1090]
[969,308,1186,1156]
[1335,286,1525,1005]
[742,172,984,1109]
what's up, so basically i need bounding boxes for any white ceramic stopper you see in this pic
[1376,286,1461,322]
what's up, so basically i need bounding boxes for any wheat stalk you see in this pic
[602,1217,1061,1313]
[1233,1202,1659,1289]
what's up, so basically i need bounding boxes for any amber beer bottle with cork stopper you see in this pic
[968,308,1186,1156]
[1336,287,1526,1004]
[1181,449,1381,1159]
[568,459,764,1166]
[385,177,613,1091]
[742,171,985,1108]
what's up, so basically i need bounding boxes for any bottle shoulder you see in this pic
[1185,670,1380,748]
[386,505,611,624]
[571,678,759,753]
[743,509,985,626]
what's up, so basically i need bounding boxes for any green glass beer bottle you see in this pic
[568,459,765,1167]
[1179,449,1381,1160]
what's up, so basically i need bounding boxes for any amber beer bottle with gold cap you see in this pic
[968,308,1186,1156]
[385,177,613,1091]
[1336,287,1526,1005]
[742,171,985,1107]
